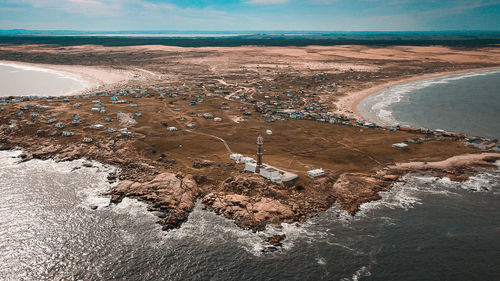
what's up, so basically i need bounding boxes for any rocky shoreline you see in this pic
[2,135,498,240]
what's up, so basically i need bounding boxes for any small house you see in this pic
[307,168,325,178]
[167,126,178,131]
[392,143,408,150]
[92,124,104,130]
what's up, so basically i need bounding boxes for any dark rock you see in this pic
[192,159,215,169]
[265,234,286,247]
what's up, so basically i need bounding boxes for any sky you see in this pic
[0,0,499,31]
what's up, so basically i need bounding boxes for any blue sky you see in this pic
[0,0,499,31]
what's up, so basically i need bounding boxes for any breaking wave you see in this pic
[358,163,500,215]
[358,68,500,126]
[2,150,499,280]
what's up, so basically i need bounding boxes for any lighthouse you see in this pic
[256,136,263,173]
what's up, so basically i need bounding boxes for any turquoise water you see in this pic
[358,69,500,139]
[0,63,90,96]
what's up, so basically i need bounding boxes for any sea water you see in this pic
[358,69,500,139]
[0,63,90,96]
[1,150,499,280]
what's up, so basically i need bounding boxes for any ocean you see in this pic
[1,150,499,281]
[0,63,90,96]
[358,69,500,139]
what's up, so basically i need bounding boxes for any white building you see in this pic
[307,168,325,178]
[240,156,255,164]
[230,153,243,162]
[260,167,283,183]
[245,161,257,173]
[92,124,104,130]
[392,143,408,150]
[266,130,273,135]
[167,126,178,131]
[214,117,222,122]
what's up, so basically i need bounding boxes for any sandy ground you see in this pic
[391,152,500,170]
[334,66,500,120]
[2,43,500,113]
[0,60,155,95]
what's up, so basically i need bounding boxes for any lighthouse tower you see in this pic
[256,136,263,173]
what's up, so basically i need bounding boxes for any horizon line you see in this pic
[2,29,500,33]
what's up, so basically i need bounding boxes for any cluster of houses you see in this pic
[0,86,159,141]
[464,138,500,151]
[2,81,499,155]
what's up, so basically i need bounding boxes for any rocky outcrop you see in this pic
[192,159,215,169]
[202,192,295,231]
[332,173,393,215]
[109,173,199,230]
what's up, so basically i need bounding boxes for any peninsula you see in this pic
[1,39,500,240]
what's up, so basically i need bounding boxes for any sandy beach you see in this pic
[0,60,156,95]
[336,66,500,121]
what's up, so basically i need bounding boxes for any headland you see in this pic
[1,40,499,244]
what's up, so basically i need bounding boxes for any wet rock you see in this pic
[266,234,286,247]
[109,173,199,230]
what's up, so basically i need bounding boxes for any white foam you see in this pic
[316,257,327,265]
[0,150,119,211]
[359,68,500,126]
[342,265,372,281]
[155,202,331,256]
[358,167,500,215]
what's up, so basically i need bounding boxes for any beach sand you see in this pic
[0,60,156,95]
[334,67,500,121]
